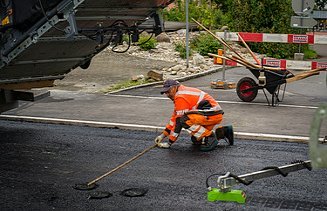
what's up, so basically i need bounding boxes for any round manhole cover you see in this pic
[73,183,98,191]
[121,188,148,197]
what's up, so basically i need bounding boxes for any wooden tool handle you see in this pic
[87,143,158,186]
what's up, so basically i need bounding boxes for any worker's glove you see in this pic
[157,142,171,149]
[154,133,165,144]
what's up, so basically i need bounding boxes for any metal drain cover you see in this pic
[73,183,98,191]
[121,188,148,197]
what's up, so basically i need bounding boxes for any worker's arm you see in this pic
[156,98,190,147]
[154,111,175,148]
[167,98,189,143]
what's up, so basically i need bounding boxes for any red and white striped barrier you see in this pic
[214,31,327,70]
[223,58,327,70]
[216,32,327,44]
[263,58,327,70]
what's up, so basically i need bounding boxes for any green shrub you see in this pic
[175,42,191,59]
[162,1,226,29]
[248,42,317,60]
[191,33,222,56]
[122,34,130,43]
[138,35,157,50]
[163,0,312,59]
[248,42,299,59]
[162,7,184,22]
[303,48,318,60]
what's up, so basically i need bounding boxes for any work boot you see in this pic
[191,136,202,145]
[200,132,218,152]
[224,125,234,146]
[215,125,234,146]
[215,126,225,140]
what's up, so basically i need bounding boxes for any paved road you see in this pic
[1,120,326,210]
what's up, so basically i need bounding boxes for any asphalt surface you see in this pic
[1,120,327,210]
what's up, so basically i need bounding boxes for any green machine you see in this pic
[206,161,312,204]
[309,104,327,168]
[207,104,326,204]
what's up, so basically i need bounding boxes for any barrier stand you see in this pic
[211,29,236,89]
[211,48,236,89]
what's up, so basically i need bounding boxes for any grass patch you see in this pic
[138,35,157,50]
[303,48,318,60]
[99,79,150,93]
[175,41,191,59]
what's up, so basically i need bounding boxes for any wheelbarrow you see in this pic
[195,19,325,106]
[236,68,294,106]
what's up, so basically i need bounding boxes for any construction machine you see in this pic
[0,0,172,112]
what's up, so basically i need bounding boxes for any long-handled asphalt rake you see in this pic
[73,143,158,191]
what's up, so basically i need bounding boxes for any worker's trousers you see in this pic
[178,113,223,141]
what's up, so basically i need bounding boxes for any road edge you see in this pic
[0,114,310,144]
[107,66,226,94]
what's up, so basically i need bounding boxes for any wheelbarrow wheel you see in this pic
[236,77,258,102]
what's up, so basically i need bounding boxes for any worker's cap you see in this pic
[160,79,180,94]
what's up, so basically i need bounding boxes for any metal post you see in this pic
[185,0,189,68]
[222,29,227,81]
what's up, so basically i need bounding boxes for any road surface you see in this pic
[0,120,326,210]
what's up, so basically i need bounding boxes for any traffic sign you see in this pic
[291,16,317,28]
[292,0,314,15]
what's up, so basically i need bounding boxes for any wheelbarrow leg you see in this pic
[262,89,271,106]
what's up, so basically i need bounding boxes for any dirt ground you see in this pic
[51,50,176,93]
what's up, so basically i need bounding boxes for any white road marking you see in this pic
[0,114,312,143]
[107,94,318,109]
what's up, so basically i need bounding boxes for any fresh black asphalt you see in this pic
[1,120,326,210]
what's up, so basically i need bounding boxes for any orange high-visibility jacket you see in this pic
[163,85,222,142]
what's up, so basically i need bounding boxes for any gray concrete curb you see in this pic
[108,66,226,94]
[0,114,310,144]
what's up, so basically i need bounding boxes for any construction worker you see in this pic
[155,79,233,152]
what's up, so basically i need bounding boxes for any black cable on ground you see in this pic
[205,173,223,189]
